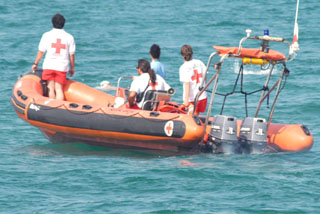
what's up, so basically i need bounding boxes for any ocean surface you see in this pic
[1,0,320,213]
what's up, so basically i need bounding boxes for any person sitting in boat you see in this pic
[179,44,207,115]
[127,59,171,109]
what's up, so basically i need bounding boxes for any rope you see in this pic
[29,97,141,119]
[137,111,180,122]
[215,63,273,116]
[29,97,181,122]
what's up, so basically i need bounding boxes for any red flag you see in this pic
[291,22,299,51]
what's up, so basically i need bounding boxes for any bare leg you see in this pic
[47,80,56,99]
[55,82,65,100]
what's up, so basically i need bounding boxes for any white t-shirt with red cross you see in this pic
[130,73,171,108]
[39,28,76,72]
[179,59,207,102]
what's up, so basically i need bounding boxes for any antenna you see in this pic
[289,0,300,56]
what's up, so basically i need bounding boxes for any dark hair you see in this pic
[52,14,65,29]
[150,44,161,59]
[137,59,156,85]
[181,44,193,61]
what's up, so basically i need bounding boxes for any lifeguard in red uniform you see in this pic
[32,13,76,100]
[179,45,207,115]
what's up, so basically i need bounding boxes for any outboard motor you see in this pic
[207,115,239,154]
[239,117,268,154]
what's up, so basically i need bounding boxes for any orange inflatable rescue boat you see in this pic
[11,30,313,154]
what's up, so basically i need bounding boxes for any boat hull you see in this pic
[11,71,313,154]
[11,71,204,154]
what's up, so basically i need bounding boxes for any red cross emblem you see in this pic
[191,69,203,83]
[164,121,174,136]
[149,82,158,90]
[51,38,66,54]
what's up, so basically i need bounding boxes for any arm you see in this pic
[127,91,137,107]
[183,82,190,106]
[69,54,75,77]
[32,51,44,71]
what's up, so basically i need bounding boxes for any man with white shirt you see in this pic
[32,14,76,100]
[179,44,207,115]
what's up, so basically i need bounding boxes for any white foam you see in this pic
[233,61,279,75]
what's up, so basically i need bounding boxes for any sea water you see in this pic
[1,0,320,213]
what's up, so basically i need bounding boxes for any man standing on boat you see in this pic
[32,13,76,100]
[179,44,207,115]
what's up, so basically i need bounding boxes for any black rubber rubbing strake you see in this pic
[27,104,186,138]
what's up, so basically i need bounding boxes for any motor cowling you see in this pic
[208,115,239,154]
[239,117,268,154]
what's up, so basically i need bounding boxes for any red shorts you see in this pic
[126,103,141,110]
[191,98,207,113]
[42,69,67,85]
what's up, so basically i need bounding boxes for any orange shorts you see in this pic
[42,69,67,85]
[191,98,207,113]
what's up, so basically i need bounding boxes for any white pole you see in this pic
[295,0,300,24]
[289,0,300,56]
